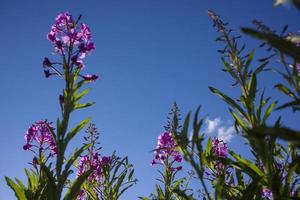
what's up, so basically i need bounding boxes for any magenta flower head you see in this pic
[101,156,111,165]
[212,138,228,158]
[77,153,101,183]
[44,12,98,81]
[23,120,56,156]
[151,132,182,171]
[47,12,95,56]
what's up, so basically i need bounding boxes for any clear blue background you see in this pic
[0,0,299,199]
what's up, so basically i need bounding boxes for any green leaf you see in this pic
[240,178,261,200]
[73,80,86,92]
[40,164,58,199]
[113,171,128,198]
[63,169,92,200]
[262,101,277,124]
[222,58,239,81]
[155,185,165,200]
[215,178,222,200]
[74,88,91,101]
[275,84,295,98]
[74,102,95,110]
[247,74,257,102]
[250,127,300,147]
[243,51,254,81]
[138,197,150,200]
[241,28,300,61]
[253,61,268,76]
[60,143,91,188]
[209,87,248,119]
[65,118,90,147]
[229,109,248,131]
[276,100,300,111]
[230,151,265,179]
[257,92,271,124]
[173,188,195,200]
[177,112,191,150]
[5,176,27,200]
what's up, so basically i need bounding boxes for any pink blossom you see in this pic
[47,12,95,57]
[44,12,97,79]
[152,132,182,172]
[212,138,228,158]
[23,120,56,156]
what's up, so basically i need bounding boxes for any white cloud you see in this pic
[204,117,235,143]
[217,126,235,143]
[205,118,221,134]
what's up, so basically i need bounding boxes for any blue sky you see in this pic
[0,0,299,199]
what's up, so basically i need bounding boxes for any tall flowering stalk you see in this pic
[141,103,192,200]
[76,124,107,200]
[206,10,298,199]
[6,12,99,200]
[151,132,183,199]
[77,124,136,200]
[172,10,299,200]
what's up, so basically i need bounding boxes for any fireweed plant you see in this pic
[77,124,136,200]
[4,1,300,200]
[5,12,135,200]
[140,103,194,200]
[170,9,300,200]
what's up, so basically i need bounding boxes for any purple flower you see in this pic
[212,138,228,158]
[23,120,56,156]
[79,23,92,42]
[256,159,264,171]
[47,12,95,58]
[45,12,98,80]
[152,132,182,172]
[296,63,300,74]
[47,32,56,42]
[71,56,85,69]
[262,188,273,200]
[43,57,52,67]
[55,12,73,28]
[151,160,157,166]
[77,153,111,185]
[59,94,64,105]
[82,74,99,81]
[77,153,101,183]
[77,189,85,200]
[101,156,111,165]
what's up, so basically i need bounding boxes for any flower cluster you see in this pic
[43,12,98,81]
[77,153,111,182]
[77,153,110,200]
[212,138,228,158]
[205,138,230,179]
[23,120,56,156]
[77,124,111,200]
[47,12,95,58]
[151,132,182,172]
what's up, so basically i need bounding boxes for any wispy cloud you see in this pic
[217,126,235,143]
[204,117,235,143]
[205,118,221,134]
